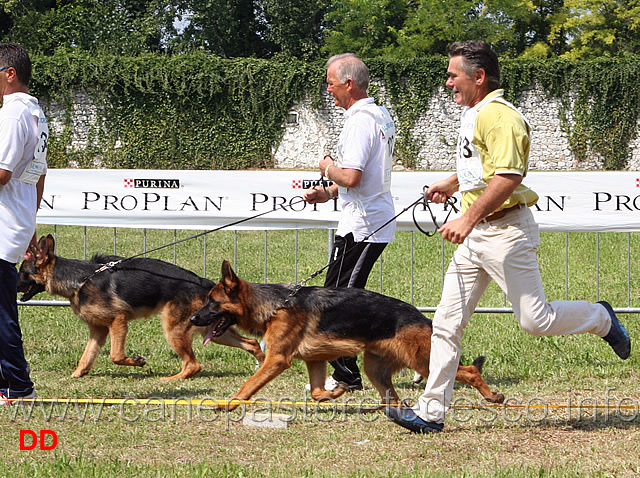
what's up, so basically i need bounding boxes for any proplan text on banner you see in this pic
[37,170,640,232]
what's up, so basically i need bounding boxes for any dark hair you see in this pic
[0,43,32,86]
[448,40,500,91]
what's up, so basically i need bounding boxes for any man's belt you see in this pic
[483,203,523,223]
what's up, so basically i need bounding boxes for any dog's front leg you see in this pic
[221,352,292,411]
[108,315,146,368]
[72,323,109,377]
[220,314,298,411]
[209,328,266,366]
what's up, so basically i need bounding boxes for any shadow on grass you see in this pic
[394,374,522,392]
[84,368,251,379]
[463,415,640,433]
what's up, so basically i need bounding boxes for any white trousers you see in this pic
[417,206,612,423]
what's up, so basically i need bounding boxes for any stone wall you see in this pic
[42,85,640,171]
[275,84,640,171]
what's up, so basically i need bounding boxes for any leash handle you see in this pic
[412,185,459,236]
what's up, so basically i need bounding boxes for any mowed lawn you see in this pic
[2,226,640,477]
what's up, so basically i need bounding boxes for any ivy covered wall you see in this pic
[31,53,640,171]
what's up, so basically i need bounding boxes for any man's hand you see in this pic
[425,175,459,204]
[319,155,333,178]
[437,217,476,244]
[303,185,330,204]
[23,233,41,261]
[438,173,523,244]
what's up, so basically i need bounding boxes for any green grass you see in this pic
[3,226,640,477]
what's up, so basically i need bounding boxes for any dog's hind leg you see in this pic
[159,310,202,380]
[362,351,400,404]
[306,360,349,401]
[209,328,266,366]
[108,315,146,369]
[72,323,109,377]
[454,357,504,404]
[162,328,201,381]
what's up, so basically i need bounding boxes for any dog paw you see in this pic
[132,355,146,367]
[485,392,505,404]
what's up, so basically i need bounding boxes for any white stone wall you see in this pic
[627,118,640,171]
[41,90,107,168]
[41,85,640,171]
[274,84,624,171]
[43,91,100,151]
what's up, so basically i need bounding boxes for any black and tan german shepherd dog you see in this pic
[190,260,504,410]
[17,235,265,380]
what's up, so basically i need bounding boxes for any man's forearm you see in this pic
[36,174,45,209]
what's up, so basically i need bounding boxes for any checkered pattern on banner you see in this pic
[124,179,134,188]
[292,180,302,189]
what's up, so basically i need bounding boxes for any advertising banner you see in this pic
[38,169,640,232]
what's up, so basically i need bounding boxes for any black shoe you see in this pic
[344,381,363,391]
[330,376,363,391]
[385,403,444,434]
[598,301,631,360]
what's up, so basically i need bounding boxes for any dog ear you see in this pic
[34,234,54,267]
[45,234,55,253]
[220,260,239,294]
[37,235,48,251]
[34,236,48,266]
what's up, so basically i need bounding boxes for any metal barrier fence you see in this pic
[17,226,640,314]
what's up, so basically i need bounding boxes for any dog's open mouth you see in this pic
[17,283,45,302]
[201,313,235,345]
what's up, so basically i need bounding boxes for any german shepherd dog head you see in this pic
[190,259,283,340]
[190,260,247,335]
[16,235,52,301]
[17,234,122,302]
[191,260,504,411]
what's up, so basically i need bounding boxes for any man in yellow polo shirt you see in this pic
[386,40,630,434]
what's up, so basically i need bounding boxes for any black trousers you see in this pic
[0,259,34,398]
[324,233,387,386]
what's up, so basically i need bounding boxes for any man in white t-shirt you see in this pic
[304,53,396,391]
[0,43,47,403]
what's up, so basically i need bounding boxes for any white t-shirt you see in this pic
[0,93,46,263]
[335,97,396,243]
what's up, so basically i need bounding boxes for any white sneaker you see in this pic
[0,389,37,405]
[324,376,340,391]
[305,376,340,391]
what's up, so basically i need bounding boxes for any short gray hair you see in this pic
[326,53,369,91]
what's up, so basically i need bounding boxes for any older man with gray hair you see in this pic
[304,53,396,392]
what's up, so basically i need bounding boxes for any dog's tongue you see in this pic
[203,327,214,346]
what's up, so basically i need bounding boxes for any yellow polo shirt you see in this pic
[459,89,539,213]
